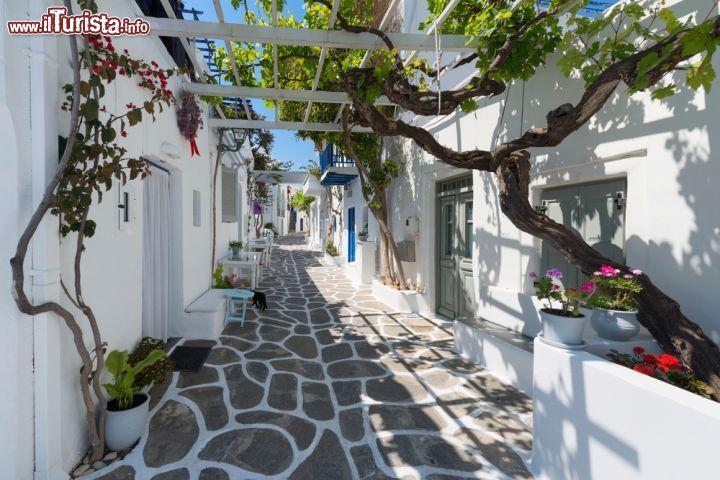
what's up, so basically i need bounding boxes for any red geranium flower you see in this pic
[642,354,658,365]
[633,365,654,376]
[658,354,681,368]
[633,346,645,355]
[120,130,127,138]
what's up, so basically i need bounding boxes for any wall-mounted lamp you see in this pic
[614,192,626,211]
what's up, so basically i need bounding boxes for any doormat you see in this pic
[169,346,212,372]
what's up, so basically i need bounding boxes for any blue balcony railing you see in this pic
[319,144,355,172]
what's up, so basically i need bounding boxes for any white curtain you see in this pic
[142,167,171,340]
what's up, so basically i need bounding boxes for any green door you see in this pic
[541,179,626,288]
[436,176,475,319]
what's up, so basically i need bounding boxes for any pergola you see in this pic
[146,0,466,133]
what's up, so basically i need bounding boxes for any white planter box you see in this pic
[532,338,720,480]
[323,252,346,267]
[371,279,432,314]
[302,175,324,196]
[176,289,227,339]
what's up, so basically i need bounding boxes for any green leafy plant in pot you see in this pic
[229,240,243,256]
[325,242,339,257]
[103,348,166,451]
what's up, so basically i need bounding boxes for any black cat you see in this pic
[251,290,267,311]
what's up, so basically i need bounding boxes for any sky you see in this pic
[183,0,318,170]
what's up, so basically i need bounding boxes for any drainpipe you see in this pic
[24,0,64,476]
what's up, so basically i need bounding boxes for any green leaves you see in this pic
[460,99,477,113]
[104,348,167,409]
[651,84,676,100]
[105,349,128,379]
[127,108,142,126]
[290,191,316,213]
[687,56,716,93]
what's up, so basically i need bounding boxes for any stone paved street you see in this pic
[91,234,534,480]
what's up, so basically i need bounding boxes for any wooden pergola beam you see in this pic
[146,17,479,52]
[183,83,393,105]
[208,118,374,132]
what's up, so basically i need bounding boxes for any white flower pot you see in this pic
[589,308,640,341]
[105,393,149,452]
[539,309,587,348]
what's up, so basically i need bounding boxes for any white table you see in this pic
[220,252,262,289]
[248,239,272,267]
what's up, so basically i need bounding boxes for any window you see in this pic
[540,179,626,288]
[221,168,237,222]
[443,203,454,257]
[464,201,473,258]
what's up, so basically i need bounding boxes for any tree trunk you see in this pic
[376,194,408,290]
[378,217,392,284]
[339,123,407,289]
[496,151,720,401]
[9,25,108,461]
[325,187,334,245]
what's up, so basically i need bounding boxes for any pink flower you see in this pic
[600,265,618,277]
[529,272,537,279]
[623,274,634,279]
[631,268,642,275]
[546,268,563,279]
[580,281,595,293]
[593,271,602,276]
[550,284,559,292]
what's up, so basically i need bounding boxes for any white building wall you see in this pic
[0,0,239,476]
[386,0,720,343]
[0,2,35,479]
[216,160,246,262]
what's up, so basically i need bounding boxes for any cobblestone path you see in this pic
[91,234,534,480]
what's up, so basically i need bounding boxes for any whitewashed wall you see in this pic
[0,2,35,479]
[0,0,237,477]
[385,0,720,344]
[532,340,720,480]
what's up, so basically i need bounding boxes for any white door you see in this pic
[142,167,171,340]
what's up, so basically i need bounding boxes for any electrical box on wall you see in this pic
[405,216,419,236]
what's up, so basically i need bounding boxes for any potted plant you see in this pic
[608,346,714,399]
[531,268,594,348]
[129,337,175,392]
[586,265,643,341]
[104,348,167,451]
[229,240,243,257]
[325,242,339,257]
[358,222,368,241]
[213,263,236,289]
[263,222,278,236]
